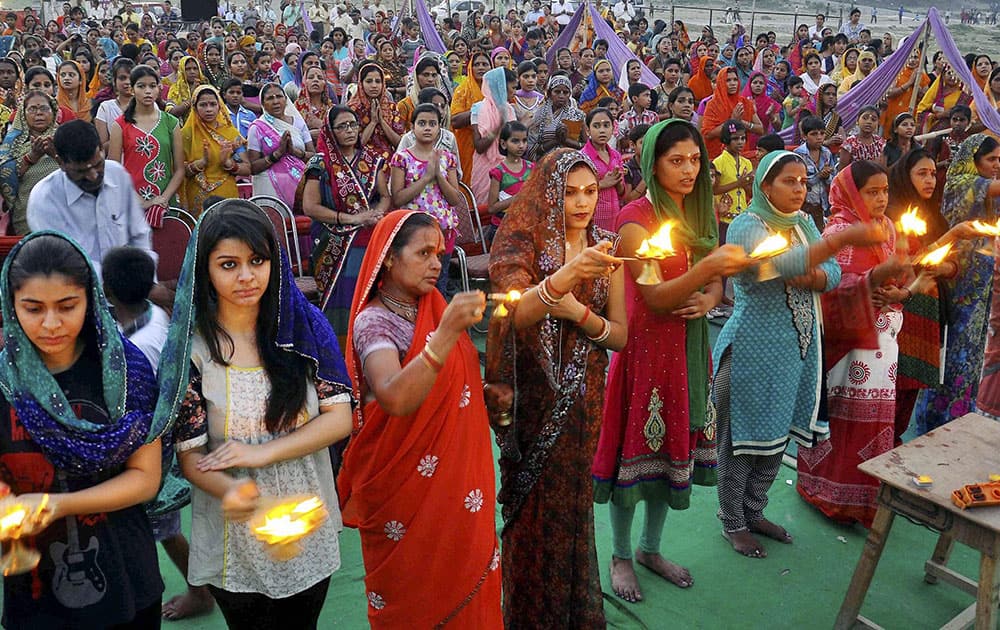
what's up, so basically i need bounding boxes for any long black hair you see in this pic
[194,203,311,434]
[888,148,948,241]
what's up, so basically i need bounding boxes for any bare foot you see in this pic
[722,529,767,558]
[750,518,793,544]
[162,587,214,621]
[610,556,643,602]
[635,549,693,588]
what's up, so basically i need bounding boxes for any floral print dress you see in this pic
[116,110,180,227]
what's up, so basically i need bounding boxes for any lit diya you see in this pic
[0,494,50,576]
[971,220,1000,256]
[250,495,328,561]
[750,233,791,281]
[897,206,928,238]
[915,242,954,269]
[486,290,522,317]
[620,222,676,285]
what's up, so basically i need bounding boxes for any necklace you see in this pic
[379,289,418,322]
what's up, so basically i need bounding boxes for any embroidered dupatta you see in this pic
[338,210,501,628]
[485,149,619,526]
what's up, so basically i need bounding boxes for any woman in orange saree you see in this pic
[880,47,929,138]
[338,210,502,629]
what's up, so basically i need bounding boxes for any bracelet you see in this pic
[23,153,37,166]
[335,212,342,226]
[577,307,591,327]
[418,349,441,372]
[224,160,239,173]
[537,277,563,307]
[901,287,913,301]
[586,316,611,344]
[423,343,445,368]
[546,275,569,298]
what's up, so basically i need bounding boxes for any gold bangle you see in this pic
[423,343,445,367]
[418,350,441,373]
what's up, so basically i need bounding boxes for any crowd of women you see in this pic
[3,2,1000,629]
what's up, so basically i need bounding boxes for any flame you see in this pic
[506,290,522,302]
[918,242,953,266]
[972,219,1000,236]
[898,207,927,237]
[0,508,25,535]
[749,234,790,259]
[635,221,676,259]
[252,496,328,546]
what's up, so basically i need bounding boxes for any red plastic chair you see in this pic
[151,212,193,282]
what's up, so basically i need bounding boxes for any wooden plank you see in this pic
[924,560,979,596]
[939,603,977,630]
[854,616,883,630]
[859,414,1000,533]
[974,539,1000,630]
[926,533,956,584]
[835,506,896,630]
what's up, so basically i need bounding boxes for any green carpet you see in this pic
[13,319,989,628]
[143,463,982,629]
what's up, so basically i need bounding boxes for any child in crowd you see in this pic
[102,246,214,620]
[594,95,623,150]
[223,77,257,139]
[513,60,543,126]
[621,123,651,204]
[839,105,886,170]
[398,87,463,177]
[755,133,786,160]
[618,83,659,147]
[580,106,624,231]
[390,103,464,294]
[713,120,754,238]
[486,120,534,246]
[253,50,277,85]
[781,76,807,130]
[794,115,835,230]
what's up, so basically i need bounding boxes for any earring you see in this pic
[385,261,393,270]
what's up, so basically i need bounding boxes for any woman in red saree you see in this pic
[485,148,628,627]
[338,210,502,628]
[796,161,908,528]
[701,67,764,160]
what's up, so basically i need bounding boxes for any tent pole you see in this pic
[908,21,930,116]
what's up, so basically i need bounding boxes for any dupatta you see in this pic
[55,60,91,122]
[338,210,501,627]
[0,232,162,475]
[579,59,624,113]
[470,67,513,203]
[248,87,307,207]
[299,115,385,310]
[485,149,619,524]
[702,69,755,158]
[742,71,781,138]
[688,55,715,102]
[640,119,718,427]
[179,85,244,213]
[347,62,404,161]
[821,166,897,369]
[167,56,205,106]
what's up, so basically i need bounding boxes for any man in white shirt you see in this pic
[360,0,373,21]
[525,0,544,23]
[28,121,152,276]
[259,2,277,22]
[613,0,635,22]
[551,0,573,31]
[307,0,329,36]
[839,8,864,44]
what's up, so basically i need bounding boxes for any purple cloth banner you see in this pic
[546,3,657,89]
[546,3,587,68]
[415,0,447,54]
[926,7,1000,134]
[587,3,658,88]
[780,8,999,143]
[301,5,314,35]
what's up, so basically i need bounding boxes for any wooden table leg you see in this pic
[926,533,955,584]
[835,505,896,630]
[974,538,1000,630]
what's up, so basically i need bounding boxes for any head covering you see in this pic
[617,59,641,92]
[168,55,204,105]
[485,148,618,467]
[579,59,622,111]
[840,49,876,93]
[887,148,948,243]
[831,46,859,85]
[338,209,501,626]
[943,134,997,227]
[745,150,814,231]
[347,62,403,160]
[55,60,91,122]
[688,55,715,101]
[702,68,754,156]
[179,85,244,210]
[741,70,779,126]
[490,46,510,68]
[639,119,717,428]
[0,232,162,474]
[154,199,351,455]
[0,91,58,208]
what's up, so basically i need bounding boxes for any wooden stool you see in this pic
[835,413,1000,630]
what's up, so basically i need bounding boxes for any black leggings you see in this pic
[207,578,330,630]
